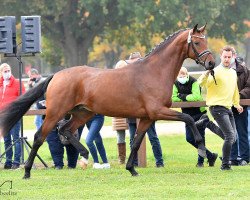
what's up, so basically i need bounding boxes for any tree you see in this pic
[1,0,138,67]
[1,0,249,67]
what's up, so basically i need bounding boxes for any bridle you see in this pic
[187,29,212,67]
[187,29,217,84]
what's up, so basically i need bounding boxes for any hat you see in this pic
[30,68,39,75]
[129,52,141,60]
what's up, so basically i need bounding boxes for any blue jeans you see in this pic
[4,121,21,166]
[85,114,108,163]
[210,106,237,166]
[185,112,214,164]
[34,115,43,130]
[128,121,163,166]
[47,126,83,168]
[230,107,249,162]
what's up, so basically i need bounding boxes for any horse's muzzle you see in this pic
[205,61,215,70]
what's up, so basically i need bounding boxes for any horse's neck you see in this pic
[146,34,188,84]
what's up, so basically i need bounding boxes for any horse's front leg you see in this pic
[154,107,206,158]
[126,119,153,176]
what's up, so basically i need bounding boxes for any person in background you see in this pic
[38,99,84,170]
[198,46,243,170]
[46,115,84,169]
[172,67,218,167]
[126,52,164,168]
[28,68,43,130]
[112,60,129,164]
[85,114,110,169]
[229,52,250,166]
[0,63,25,169]
[112,117,128,164]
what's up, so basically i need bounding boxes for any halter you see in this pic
[187,29,211,67]
[187,29,217,84]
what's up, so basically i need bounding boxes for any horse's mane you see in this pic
[144,28,190,58]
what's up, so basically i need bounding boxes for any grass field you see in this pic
[1,133,250,200]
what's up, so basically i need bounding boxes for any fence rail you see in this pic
[25,99,250,115]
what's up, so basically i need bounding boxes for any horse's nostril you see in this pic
[209,61,215,69]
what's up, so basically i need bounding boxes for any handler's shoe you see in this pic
[220,164,232,171]
[102,163,111,169]
[238,160,248,166]
[93,163,103,169]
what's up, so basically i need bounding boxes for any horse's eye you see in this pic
[194,42,199,45]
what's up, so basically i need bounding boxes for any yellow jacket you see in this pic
[198,64,240,109]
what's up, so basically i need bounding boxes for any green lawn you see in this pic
[0,134,250,200]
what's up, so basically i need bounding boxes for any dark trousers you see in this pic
[230,107,249,162]
[128,121,163,166]
[185,112,213,164]
[210,106,237,166]
[4,121,21,166]
[46,126,83,168]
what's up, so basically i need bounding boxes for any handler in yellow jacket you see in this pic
[198,46,243,170]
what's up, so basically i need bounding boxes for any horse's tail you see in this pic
[0,75,54,138]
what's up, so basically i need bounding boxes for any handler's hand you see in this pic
[235,105,243,114]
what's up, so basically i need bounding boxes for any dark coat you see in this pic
[235,62,250,99]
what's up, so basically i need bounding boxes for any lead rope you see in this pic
[210,69,217,85]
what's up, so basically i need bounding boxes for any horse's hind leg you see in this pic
[23,127,43,179]
[126,119,153,176]
[23,118,58,179]
[58,110,95,169]
[153,107,206,158]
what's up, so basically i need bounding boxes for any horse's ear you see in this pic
[193,24,199,33]
[199,23,207,33]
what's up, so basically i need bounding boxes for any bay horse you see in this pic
[0,24,215,179]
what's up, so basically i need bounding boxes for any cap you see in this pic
[30,68,39,75]
[129,52,141,60]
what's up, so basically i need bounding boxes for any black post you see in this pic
[17,55,25,164]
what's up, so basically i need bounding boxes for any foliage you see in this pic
[0,0,249,67]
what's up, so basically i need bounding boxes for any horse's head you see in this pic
[187,24,215,70]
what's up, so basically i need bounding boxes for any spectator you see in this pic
[172,67,218,167]
[85,114,110,169]
[198,46,243,170]
[126,52,164,167]
[28,68,43,130]
[112,60,129,164]
[47,115,84,169]
[229,53,250,166]
[38,100,84,170]
[0,63,25,169]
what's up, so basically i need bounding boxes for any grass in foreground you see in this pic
[0,134,250,200]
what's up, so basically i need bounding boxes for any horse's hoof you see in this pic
[23,174,30,179]
[126,166,139,176]
[131,171,139,177]
[79,157,88,170]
